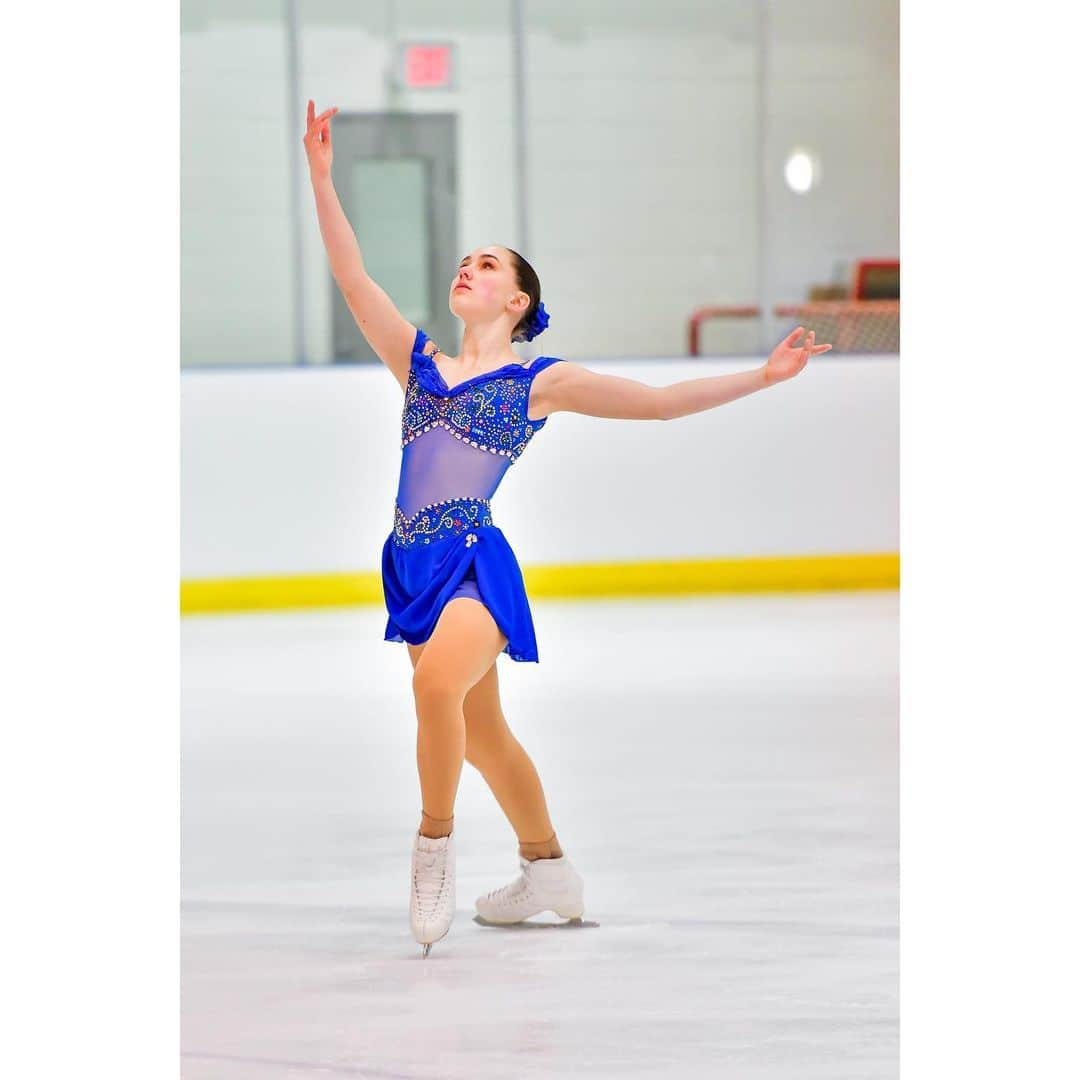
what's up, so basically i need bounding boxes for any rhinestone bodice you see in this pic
[394,327,563,521]
[401,339,552,460]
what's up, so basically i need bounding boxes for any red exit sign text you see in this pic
[401,44,455,89]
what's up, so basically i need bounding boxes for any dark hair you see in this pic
[505,248,541,344]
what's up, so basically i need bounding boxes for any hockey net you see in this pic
[774,301,899,353]
[689,300,900,355]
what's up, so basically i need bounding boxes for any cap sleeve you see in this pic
[527,356,564,378]
[412,326,429,358]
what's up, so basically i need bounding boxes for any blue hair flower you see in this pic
[521,300,550,342]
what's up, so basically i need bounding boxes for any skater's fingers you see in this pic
[785,326,805,346]
[304,106,337,144]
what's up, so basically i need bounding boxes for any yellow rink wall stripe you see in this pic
[180,553,898,615]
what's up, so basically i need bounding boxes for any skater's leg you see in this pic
[459,663,565,860]
[410,597,508,839]
[406,642,564,860]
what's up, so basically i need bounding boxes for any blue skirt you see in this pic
[381,496,540,663]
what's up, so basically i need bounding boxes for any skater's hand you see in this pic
[763,326,832,385]
[303,100,340,181]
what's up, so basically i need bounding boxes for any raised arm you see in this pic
[538,327,831,421]
[303,100,415,390]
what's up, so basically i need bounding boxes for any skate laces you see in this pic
[413,849,450,912]
[485,858,535,907]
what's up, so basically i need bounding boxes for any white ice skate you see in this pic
[475,853,585,924]
[410,829,456,957]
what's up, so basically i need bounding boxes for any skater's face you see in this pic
[450,246,529,329]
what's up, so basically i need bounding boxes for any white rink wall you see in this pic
[181,355,898,580]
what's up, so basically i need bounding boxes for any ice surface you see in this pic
[182,592,898,1078]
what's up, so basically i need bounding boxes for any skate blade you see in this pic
[473,913,598,930]
[417,930,450,955]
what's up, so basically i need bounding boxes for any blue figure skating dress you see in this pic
[381,327,565,662]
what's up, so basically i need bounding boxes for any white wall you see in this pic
[181,355,898,579]
[763,0,901,335]
[181,0,898,366]
[181,15,294,366]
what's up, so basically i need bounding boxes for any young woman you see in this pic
[304,102,832,957]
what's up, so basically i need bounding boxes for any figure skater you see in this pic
[304,102,833,956]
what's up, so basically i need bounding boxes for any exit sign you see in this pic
[398,43,456,90]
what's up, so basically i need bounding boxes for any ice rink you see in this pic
[182,591,898,1078]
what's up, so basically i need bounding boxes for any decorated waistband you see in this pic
[392,496,494,549]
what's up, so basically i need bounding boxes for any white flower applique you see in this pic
[464,533,477,547]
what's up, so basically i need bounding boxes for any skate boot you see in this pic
[475,852,585,924]
[410,829,456,957]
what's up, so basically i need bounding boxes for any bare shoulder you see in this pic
[526,357,579,422]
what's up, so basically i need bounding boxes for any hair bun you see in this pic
[520,300,550,342]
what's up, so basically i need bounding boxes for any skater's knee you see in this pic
[411,665,467,711]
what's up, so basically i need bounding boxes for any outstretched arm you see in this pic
[304,100,415,389]
[539,327,831,421]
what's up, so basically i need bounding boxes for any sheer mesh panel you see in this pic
[395,425,512,519]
